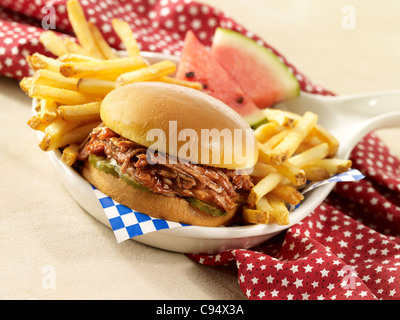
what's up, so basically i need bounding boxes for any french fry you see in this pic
[302,158,352,181]
[27,53,62,72]
[27,115,48,131]
[59,101,101,122]
[76,78,115,97]
[256,196,274,213]
[33,69,115,97]
[264,129,289,150]
[63,37,88,56]
[39,118,100,151]
[116,60,176,86]
[262,108,296,128]
[312,125,339,157]
[39,31,69,57]
[66,0,104,59]
[88,21,118,60]
[266,194,290,225]
[254,122,284,144]
[247,172,282,207]
[19,77,34,93]
[29,85,98,105]
[256,141,273,164]
[38,99,58,123]
[58,53,97,62]
[270,111,318,165]
[33,69,78,90]
[289,142,329,168]
[242,207,269,224]
[59,56,147,78]
[272,161,306,186]
[112,18,141,57]
[61,143,81,166]
[251,162,277,178]
[270,184,304,206]
[159,76,203,90]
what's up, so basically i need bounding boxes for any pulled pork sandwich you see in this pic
[77,82,258,227]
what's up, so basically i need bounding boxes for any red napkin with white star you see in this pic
[1,0,399,300]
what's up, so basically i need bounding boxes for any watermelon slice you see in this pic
[175,30,266,127]
[211,28,300,109]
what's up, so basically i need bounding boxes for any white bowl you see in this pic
[34,52,335,254]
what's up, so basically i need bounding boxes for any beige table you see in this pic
[1,0,399,300]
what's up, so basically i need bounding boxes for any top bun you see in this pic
[100,82,258,170]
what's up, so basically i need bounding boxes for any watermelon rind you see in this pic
[212,28,300,107]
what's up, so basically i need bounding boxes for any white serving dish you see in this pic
[35,51,400,254]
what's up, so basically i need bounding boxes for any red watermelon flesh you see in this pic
[211,28,300,109]
[175,30,262,122]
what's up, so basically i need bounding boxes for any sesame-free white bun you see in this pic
[100,82,258,170]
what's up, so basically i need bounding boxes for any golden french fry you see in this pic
[66,0,104,59]
[59,101,101,122]
[61,143,81,166]
[33,69,78,90]
[27,115,48,131]
[29,85,98,105]
[38,99,58,123]
[251,162,277,178]
[39,118,100,151]
[116,60,176,86]
[289,142,329,168]
[63,37,89,56]
[266,194,290,225]
[256,196,273,212]
[272,161,306,186]
[302,158,352,181]
[254,122,284,144]
[60,56,147,78]
[39,31,69,57]
[262,108,296,128]
[270,111,318,165]
[58,53,97,62]
[33,69,115,97]
[27,53,62,72]
[311,125,339,157]
[264,129,289,150]
[242,207,270,224]
[19,77,34,93]
[302,166,330,181]
[270,184,304,206]
[247,172,282,207]
[112,18,141,57]
[256,141,273,164]
[159,76,203,90]
[76,78,115,97]
[88,21,118,60]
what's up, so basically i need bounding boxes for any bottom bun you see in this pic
[82,161,237,227]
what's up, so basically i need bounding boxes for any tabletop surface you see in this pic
[1,0,399,299]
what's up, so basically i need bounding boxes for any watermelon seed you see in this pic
[236,96,244,104]
[185,71,195,78]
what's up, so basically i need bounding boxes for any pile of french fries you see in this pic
[243,108,351,225]
[21,0,202,165]
[20,0,351,227]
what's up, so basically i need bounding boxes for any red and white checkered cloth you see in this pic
[1,0,399,300]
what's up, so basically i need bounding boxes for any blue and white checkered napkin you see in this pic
[92,187,188,243]
[91,169,364,243]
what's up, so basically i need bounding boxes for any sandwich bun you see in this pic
[100,82,258,170]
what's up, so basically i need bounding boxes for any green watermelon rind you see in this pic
[212,28,300,101]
